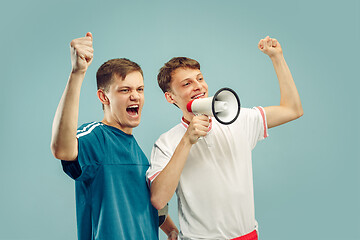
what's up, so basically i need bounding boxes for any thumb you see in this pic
[86,32,93,39]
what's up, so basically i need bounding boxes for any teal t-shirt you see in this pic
[62,122,158,240]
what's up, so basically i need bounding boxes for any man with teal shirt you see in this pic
[51,32,178,240]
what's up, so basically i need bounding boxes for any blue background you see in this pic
[0,0,359,239]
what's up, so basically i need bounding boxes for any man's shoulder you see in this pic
[236,107,263,121]
[159,123,183,137]
[155,123,184,145]
[76,121,104,139]
[239,107,255,115]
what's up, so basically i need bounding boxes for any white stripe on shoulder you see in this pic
[77,122,98,133]
[76,122,103,138]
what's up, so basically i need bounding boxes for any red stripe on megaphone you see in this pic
[187,99,195,112]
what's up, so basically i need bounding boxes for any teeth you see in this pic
[192,93,205,99]
[128,105,139,108]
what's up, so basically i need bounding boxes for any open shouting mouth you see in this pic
[126,104,139,116]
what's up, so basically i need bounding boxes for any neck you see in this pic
[182,111,195,123]
[101,119,133,135]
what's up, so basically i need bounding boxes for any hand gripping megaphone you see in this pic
[186,88,241,125]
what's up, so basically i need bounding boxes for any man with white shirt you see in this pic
[147,36,303,239]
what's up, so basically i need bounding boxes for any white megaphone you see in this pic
[186,88,241,125]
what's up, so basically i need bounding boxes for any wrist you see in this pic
[69,70,86,86]
[168,229,179,237]
[71,68,87,75]
[70,69,87,83]
[269,53,284,62]
[182,132,196,146]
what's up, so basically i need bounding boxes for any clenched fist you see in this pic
[258,36,283,58]
[70,32,94,73]
[185,115,210,145]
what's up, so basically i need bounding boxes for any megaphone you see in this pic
[186,87,241,125]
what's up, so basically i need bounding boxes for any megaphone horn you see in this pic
[186,87,241,125]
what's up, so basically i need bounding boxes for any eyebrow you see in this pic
[181,73,203,82]
[116,85,144,89]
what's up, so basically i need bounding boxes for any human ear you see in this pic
[164,92,175,104]
[97,89,109,105]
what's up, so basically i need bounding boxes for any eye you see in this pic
[183,82,190,87]
[119,89,129,93]
[198,77,203,81]
[138,87,144,92]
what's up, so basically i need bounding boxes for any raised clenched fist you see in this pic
[258,36,283,58]
[70,32,94,73]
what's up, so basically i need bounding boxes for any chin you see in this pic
[130,120,141,128]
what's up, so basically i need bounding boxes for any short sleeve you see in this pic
[237,107,269,150]
[146,124,190,185]
[61,122,103,181]
[146,142,171,185]
[61,159,82,179]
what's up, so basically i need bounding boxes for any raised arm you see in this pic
[258,36,303,129]
[50,32,94,161]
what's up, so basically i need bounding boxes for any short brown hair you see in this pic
[157,57,200,93]
[96,58,143,92]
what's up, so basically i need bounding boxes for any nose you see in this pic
[193,80,202,91]
[130,90,140,101]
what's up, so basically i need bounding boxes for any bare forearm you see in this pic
[151,137,192,209]
[264,55,303,128]
[151,115,209,209]
[51,33,93,160]
[51,71,85,160]
[271,54,302,114]
[160,215,179,239]
[258,36,303,128]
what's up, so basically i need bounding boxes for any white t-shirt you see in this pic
[147,107,268,239]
